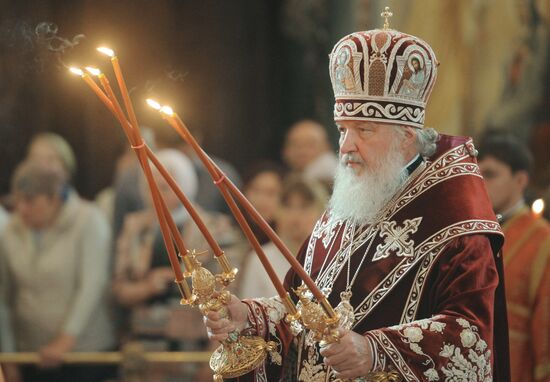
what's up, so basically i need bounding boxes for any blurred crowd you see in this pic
[0,119,335,382]
[0,120,549,382]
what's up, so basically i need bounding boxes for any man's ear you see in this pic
[514,170,529,191]
[402,126,417,150]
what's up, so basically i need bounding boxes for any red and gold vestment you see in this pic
[237,135,509,382]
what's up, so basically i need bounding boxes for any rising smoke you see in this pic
[0,20,85,74]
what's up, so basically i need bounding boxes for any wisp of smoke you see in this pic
[35,22,85,53]
[129,67,188,95]
[0,20,85,74]
[165,69,188,83]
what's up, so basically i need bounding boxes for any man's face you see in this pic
[336,120,403,177]
[283,122,327,171]
[412,59,420,71]
[479,156,525,213]
[329,120,411,224]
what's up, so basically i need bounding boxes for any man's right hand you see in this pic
[203,294,249,342]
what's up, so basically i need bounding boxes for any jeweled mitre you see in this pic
[329,28,438,128]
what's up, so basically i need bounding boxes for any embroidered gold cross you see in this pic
[381,6,393,30]
[373,217,422,261]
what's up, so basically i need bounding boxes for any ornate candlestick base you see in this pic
[210,333,278,381]
[187,251,280,381]
[361,370,402,381]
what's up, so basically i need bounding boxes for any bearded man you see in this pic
[205,11,510,382]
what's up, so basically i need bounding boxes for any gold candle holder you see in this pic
[363,371,403,381]
[294,285,341,346]
[282,293,303,336]
[181,251,278,381]
[293,285,403,382]
[215,252,239,287]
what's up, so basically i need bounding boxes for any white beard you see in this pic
[328,142,409,225]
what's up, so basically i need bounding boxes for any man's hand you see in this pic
[319,329,374,379]
[203,295,249,342]
[38,333,76,368]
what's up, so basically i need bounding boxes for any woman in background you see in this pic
[0,161,115,382]
[239,177,328,299]
[242,162,285,246]
[112,149,241,381]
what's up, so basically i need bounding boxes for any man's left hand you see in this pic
[319,329,373,379]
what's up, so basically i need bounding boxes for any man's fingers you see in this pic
[323,351,351,367]
[319,329,351,356]
[319,342,343,357]
[208,332,229,342]
[205,310,221,321]
[337,328,349,338]
[333,367,364,380]
[208,323,235,335]
[203,316,230,330]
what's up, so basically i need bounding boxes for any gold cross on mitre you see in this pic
[381,6,393,30]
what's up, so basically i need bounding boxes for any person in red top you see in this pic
[479,134,550,382]
[204,8,510,381]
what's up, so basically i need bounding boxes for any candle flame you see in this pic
[97,47,115,57]
[160,105,175,116]
[85,66,101,76]
[532,198,545,215]
[69,67,84,76]
[146,99,162,110]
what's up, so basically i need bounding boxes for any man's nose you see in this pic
[339,129,357,154]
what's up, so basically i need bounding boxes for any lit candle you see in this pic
[82,79,218,270]
[84,66,101,76]
[85,67,134,139]
[69,67,116,115]
[151,102,288,292]
[148,101,331,314]
[97,47,140,140]
[71,67,187,283]
[532,198,545,218]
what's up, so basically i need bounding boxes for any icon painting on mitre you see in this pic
[395,53,428,99]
